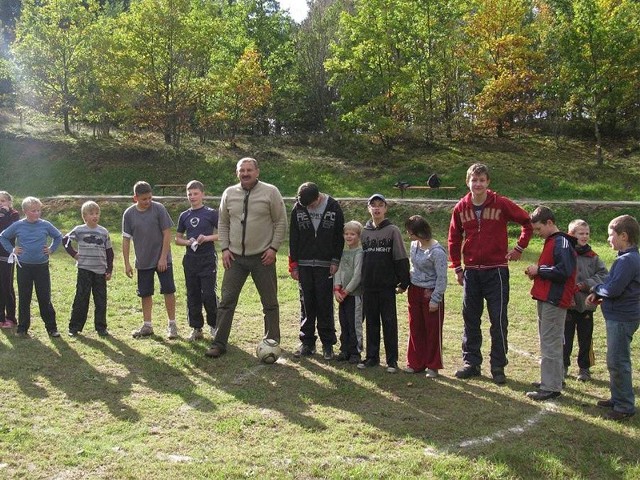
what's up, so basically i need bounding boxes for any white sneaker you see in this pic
[425,369,439,378]
[386,365,398,374]
[188,328,203,342]
[167,322,178,339]
[132,323,154,338]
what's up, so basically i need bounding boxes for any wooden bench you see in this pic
[393,185,456,198]
[154,184,184,195]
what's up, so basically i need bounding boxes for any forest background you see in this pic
[0,0,639,160]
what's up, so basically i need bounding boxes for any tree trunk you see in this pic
[594,119,603,166]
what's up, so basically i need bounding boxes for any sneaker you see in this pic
[293,344,315,358]
[335,352,350,362]
[491,369,507,385]
[16,330,30,338]
[0,319,16,329]
[188,328,204,342]
[348,354,361,364]
[68,330,79,337]
[167,322,178,339]
[204,344,224,358]
[97,330,110,337]
[357,358,379,369]
[597,399,614,409]
[48,330,61,338]
[425,369,439,378]
[576,368,591,382]
[603,410,635,422]
[386,363,398,374]
[403,367,417,374]
[455,364,481,379]
[525,390,561,401]
[322,345,333,360]
[132,324,154,338]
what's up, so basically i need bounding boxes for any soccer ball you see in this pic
[256,338,282,364]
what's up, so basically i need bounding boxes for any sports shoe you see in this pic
[357,358,379,369]
[577,368,591,382]
[48,330,61,338]
[386,363,398,374]
[491,368,507,385]
[68,330,79,337]
[188,328,204,342]
[525,390,561,401]
[597,399,614,409]
[16,330,30,338]
[455,364,481,379]
[132,324,154,338]
[532,380,566,388]
[403,367,417,374]
[603,410,634,422]
[167,322,178,339]
[0,319,16,329]
[335,352,350,362]
[97,330,110,337]
[425,369,439,378]
[205,344,224,358]
[293,344,315,358]
[322,345,333,360]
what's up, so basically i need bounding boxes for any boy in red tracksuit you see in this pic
[448,163,533,384]
[525,206,577,401]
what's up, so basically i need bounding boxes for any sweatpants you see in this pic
[16,262,57,333]
[69,268,107,333]
[338,293,363,356]
[183,254,218,329]
[363,288,398,366]
[298,265,336,348]
[563,309,595,370]
[537,301,567,393]
[0,260,16,322]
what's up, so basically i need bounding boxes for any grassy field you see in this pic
[0,197,638,479]
[1,111,640,478]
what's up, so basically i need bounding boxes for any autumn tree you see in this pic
[13,0,101,133]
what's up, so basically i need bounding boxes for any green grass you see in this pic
[1,110,640,478]
[0,203,639,479]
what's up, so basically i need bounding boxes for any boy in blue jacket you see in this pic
[0,197,62,337]
[587,215,640,421]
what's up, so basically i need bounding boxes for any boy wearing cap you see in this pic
[289,182,345,359]
[448,163,533,384]
[358,194,410,373]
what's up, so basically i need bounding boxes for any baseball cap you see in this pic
[367,193,387,205]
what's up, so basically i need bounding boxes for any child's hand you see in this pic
[586,293,601,306]
[428,301,439,312]
[14,246,23,255]
[334,291,343,303]
[43,245,50,256]
[524,265,538,279]
[105,272,112,281]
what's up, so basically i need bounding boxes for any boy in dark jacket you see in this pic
[525,206,577,401]
[448,163,533,384]
[357,194,410,373]
[587,215,640,421]
[290,182,344,359]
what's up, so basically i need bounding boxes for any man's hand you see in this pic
[125,264,134,278]
[157,257,168,272]
[456,270,464,286]
[505,248,522,261]
[222,250,235,270]
[261,249,276,266]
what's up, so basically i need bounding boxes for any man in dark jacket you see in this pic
[290,182,344,359]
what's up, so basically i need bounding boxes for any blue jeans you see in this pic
[606,319,639,414]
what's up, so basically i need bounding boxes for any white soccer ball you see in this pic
[256,338,281,364]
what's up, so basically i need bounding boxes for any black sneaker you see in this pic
[293,344,316,358]
[335,352,350,362]
[322,345,333,360]
[491,369,507,385]
[455,364,481,379]
[348,354,361,364]
[357,358,379,369]
[526,390,561,401]
[97,330,110,337]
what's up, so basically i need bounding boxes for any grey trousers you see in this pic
[537,301,567,392]
[211,253,280,351]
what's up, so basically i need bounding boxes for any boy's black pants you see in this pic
[183,254,218,329]
[17,262,57,333]
[563,309,594,369]
[69,268,107,332]
[363,288,398,365]
[298,265,336,348]
[0,260,16,321]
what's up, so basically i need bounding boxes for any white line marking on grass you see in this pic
[424,403,559,456]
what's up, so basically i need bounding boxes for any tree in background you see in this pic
[116,0,215,147]
[13,0,101,133]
